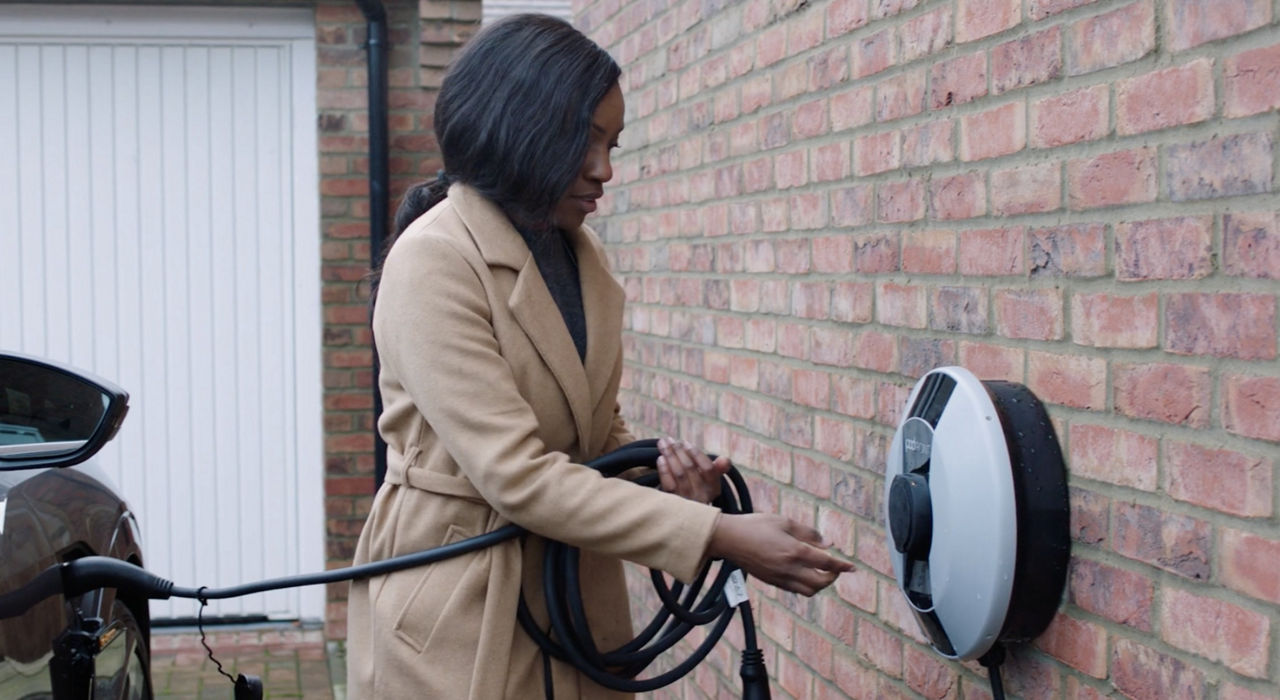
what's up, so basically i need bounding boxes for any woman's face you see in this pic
[553,83,624,231]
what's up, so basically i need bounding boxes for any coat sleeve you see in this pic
[374,231,719,583]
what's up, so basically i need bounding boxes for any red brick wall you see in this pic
[317,0,477,638]
[572,0,1280,697]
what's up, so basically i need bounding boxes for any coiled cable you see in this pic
[517,439,766,696]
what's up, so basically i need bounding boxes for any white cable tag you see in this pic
[724,569,749,607]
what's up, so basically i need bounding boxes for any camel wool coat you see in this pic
[346,184,723,700]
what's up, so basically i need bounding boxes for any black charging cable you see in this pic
[979,643,1007,700]
[517,440,769,698]
[0,440,771,699]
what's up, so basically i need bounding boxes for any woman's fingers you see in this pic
[674,441,711,499]
[679,441,723,499]
[673,440,696,470]
[778,559,849,595]
[658,437,723,502]
[797,543,856,574]
[657,438,685,478]
[656,455,677,493]
[783,521,855,573]
[710,514,855,596]
[658,437,704,501]
[661,449,854,596]
[768,540,852,595]
[783,519,829,547]
[788,567,841,597]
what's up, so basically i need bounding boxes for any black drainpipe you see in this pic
[354,0,389,489]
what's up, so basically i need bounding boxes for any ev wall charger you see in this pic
[884,366,1070,669]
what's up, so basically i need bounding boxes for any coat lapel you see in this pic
[569,224,625,439]
[448,185,595,450]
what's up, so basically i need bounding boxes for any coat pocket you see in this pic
[391,523,477,653]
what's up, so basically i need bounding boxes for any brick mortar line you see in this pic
[1104,619,1277,689]
[623,364,1274,460]
[605,113,1280,208]
[619,393,895,469]
[599,195,1280,234]
[619,334,1278,450]
[611,29,1277,164]
[621,356,1265,455]
[623,396,890,459]
[1064,463,1280,538]
[610,1,1278,109]
[604,230,1280,274]
[608,271,1275,295]
[600,207,1280,274]
[621,289,1280,349]
[1069,536,1280,601]
[612,6,1052,118]
[601,214,1277,269]
[602,0,1000,90]
[618,420,892,543]
[618,421,1274,558]
[619,307,1274,365]
[757,609,917,700]
[619,380,896,467]
[614,281,1280,331]
[605,149,1276,221]
[601,147,1280,211]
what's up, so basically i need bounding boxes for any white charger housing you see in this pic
[884,367,1070,661]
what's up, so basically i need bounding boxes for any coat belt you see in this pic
[384,445,488,504]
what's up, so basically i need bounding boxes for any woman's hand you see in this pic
[708,513,855,596]
[656,437,731,503]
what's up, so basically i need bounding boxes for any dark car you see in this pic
[0,352,150,699]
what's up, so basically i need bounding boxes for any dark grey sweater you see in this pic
[517,226,587,362]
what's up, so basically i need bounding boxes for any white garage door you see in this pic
[0,5,323,622]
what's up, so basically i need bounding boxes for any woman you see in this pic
[348,14,852,699]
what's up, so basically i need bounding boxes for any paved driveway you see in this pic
[150,626,339,700]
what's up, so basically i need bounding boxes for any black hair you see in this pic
[437,14,621,226]
[370,14,621,308]
[393,175,445,236]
